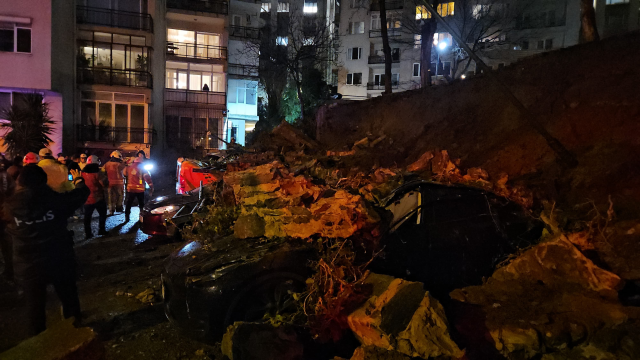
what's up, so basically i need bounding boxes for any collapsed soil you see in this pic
[317,31,640,220]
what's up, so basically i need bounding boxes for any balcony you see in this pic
[369,28,403,38]
[228,64,259,78]
[367,82,399,90]
[76,6,153,32]
[370,0,403,11]
[77,68,152,88]
[229,25,261,39]
[166,42,228,61]
[167,0,228,15]
[76,125,155,144]
[368,55,400,64]
[165,89,226,106]
[167,131,219,150]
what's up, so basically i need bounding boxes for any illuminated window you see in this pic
[416,2,454,19]
[277,2,289,12]
[349,21,365,34]
[304,0,318,13]
[433,32,452,46]
[414,34,421,48]
[606,0,629,4]
[260,2,271,12]
[276,36,288,46]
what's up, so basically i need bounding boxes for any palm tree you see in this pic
[0,93,55,157]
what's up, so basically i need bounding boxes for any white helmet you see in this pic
[86,155,100,164]
[110,150,122,159]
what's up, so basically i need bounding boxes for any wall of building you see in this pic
[0,0,52,90]
[151,0,167,156]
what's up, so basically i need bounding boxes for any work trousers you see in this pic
[0,223,12,279]
[84,200,107,237]
[125,191,145,218]
[21,265,81,337]
[108,184,124,213]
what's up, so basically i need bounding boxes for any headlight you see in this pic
[151,205,178,215]
[154,196,168,202]
[143,163,154,171]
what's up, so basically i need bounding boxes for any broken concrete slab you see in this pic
[221,322,303,360]
[350,346,411,360]
[347,273,463,359]
[0,318,103,360]
[234,214,266,239]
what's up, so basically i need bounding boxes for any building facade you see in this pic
[0,0,64,155]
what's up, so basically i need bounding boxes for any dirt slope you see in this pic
[317,31,640,218]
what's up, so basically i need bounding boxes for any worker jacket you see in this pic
[82,163,108,205]
[124,162,153,193]
[104,158,126,186]
[4,179,89,281]
[38,158,74,193]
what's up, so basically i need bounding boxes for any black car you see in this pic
[161,181,542,340]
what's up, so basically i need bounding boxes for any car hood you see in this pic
[146,189,201,211]
[164,236,294,277]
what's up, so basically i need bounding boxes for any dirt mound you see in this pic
[317,32,640,219]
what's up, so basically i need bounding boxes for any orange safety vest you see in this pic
[124,162,153,193]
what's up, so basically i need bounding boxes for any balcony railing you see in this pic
[165,88,226,106]
[369,28,403,38]
[76,6,153,32]
[228,25,261,39]
[167,131,218,150]
[166,0,228,15]
[367,82,399,90]
[167,42,228,60]
[76,125,155,144]
[228,63,259,78]
[77,68,153,88]
[370,0,403,11]
[368,55,400,64]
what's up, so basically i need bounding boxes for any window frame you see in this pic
[261,2,272,12]
[0,24,32,54]
[346,72,362,85]
[412,63,420,77]
[303,0,318,13]
[277,2,290,12]
[348,47,362,60]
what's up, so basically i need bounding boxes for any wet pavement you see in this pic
[0,207,222,359]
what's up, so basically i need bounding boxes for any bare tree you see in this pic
[579,0,599,42]
[377,0,394,93]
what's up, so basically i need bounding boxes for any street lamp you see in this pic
[436,40,449,79]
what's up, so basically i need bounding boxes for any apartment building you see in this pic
[337,0,639,99]
[0,0,64,155]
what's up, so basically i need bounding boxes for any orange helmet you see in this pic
[23,152,40,164]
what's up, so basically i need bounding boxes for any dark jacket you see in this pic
[82,163,108,205]
[65,160,81,173]
[4,179,89,280]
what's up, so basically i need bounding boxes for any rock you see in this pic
[350,346,410,360]
[431,150,457,176]
[586,221,640,281]
[0,318,104,360]
[347,273,463,359]
[271,121,318,150]
[234,214,266,239]
[463,167,489,181]
[407,151,434,172]
[450,235,637,359]
[221,322,303,360]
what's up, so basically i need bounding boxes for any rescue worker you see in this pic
[23,152,39,165]
[82,155,108,239]
[78,153,88,170]
[124,157,153,223]
[4,166,89,336]
[103,151,126,215]
[38,148,74,193]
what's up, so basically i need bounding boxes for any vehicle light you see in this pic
[151,205,178,214]
[144,163,154,171]
[154,196,168,202]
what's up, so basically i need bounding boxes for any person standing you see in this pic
[7,155,23,181]
[4,165,89,336]
[124,157,153,223]
[78,154,88,170]
[38,148,74,193]
[81,155,108,239]
[103,151,126,215]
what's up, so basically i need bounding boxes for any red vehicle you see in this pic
[176,158,222,194]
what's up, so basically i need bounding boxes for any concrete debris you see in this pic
[221,322,303,360]
[0,318,104,360]
[234,214,266,239]
[450,235,639,359]
[350,346,411,360]
[406,151,434,172]
[271,121,318,150]
[135,288,157,304]
[347,273,464,359]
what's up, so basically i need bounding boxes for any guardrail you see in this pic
[165,89,226,105]
[369,28,402,38]
[366,82,399,90]
[228,25,261,39]
[166,0,228,14]
[228,63,259,77]
[368,55,400,64]
[166,42,228,60]
[76,125,155,144]
[77,67,153,88]
[76,6,153,32]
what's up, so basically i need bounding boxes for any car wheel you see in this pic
[224,272,306,326]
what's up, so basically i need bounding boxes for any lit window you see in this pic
[413,63,420,77]
[277,2,289,12]
[371,14,381,30]
[303,37,315,45]
[304,0,318,13]
[276,36,288,46]
[349,22,364,34]
[606,0,629,4]
[261,2,271,12]
[414,34,421,48]
[0,24,31,53]
[415,2,454,19]
[433,32,452,46]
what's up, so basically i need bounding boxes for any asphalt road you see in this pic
[0,208,222,360]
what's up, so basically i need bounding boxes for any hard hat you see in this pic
[110,150,122,159]
[38,148,53,157]
[23,152,40,164]
[86,155,99,164]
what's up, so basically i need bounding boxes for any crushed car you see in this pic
[161,180,542,341]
